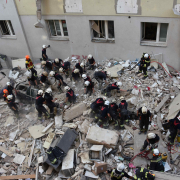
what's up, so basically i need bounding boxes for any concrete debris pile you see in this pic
[0,56,180,179]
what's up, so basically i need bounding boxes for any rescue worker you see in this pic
[94,70,111,89]
[90,96,106,120]
[75,62,84,75]
[72,69,80,82]
[134,167,155,180]
[109,99,120,130]
[35,90,50,122]
[40,71,51,87]
[149,149,164,172]
[64,86,76,104]
[7,95,19,118]
[87,54,95,70]
[137,106,152,134]
[59,61,71,77]
[84,80,94,96]
[140,133,160,151]
[42,45,50,61]
[97,100,111,129]
[41,60,53,73]
[44,88,59,119]
[52,58,63,72]
[49,71,67,92]
[136,53,151,80]
[167,115,180,145]
[26,70,38,87]
[82,74,92,83]
[106,163,134,180]
[25,55,37,77]
[6,82,16,101]
[119,96,129,129]
[3,89,15,103]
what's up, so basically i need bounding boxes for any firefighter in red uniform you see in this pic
[64,86,76,104]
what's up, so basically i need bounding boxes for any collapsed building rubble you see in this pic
[0,56,180,180]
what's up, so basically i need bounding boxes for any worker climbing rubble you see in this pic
[87,54,95,70]
[84,80,94,96]
[59,61,71,77]
[52,58,63,72]
[74,62,84,75]
[25,55,37,77]
[72,68,80,82]
[64,86,76,104]
[40,71,51,88]
[26,70,38,87]
[7,95,19,118]
[41,60,53,73]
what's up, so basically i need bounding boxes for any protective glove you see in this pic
[42,83,45,86]
[144,64,146,67]
[127,89,133,92]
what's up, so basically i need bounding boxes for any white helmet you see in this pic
[144,53,148,58]
[6,82,11,86]
[49,71,55,77]
[26,71,32,78]
[142,106,147,114]
[42,45,46,48]
[88,54,93,59]
[46,88,52,94]
[80,63,84,67]
[103,96,107,101]
[42,71,48,76]
[147,133,156,139]
[38,90,43,95]
[117,82,122,87]
[41,61,46,65]
[55,58,59,63]
[7,95,13,100]
[82,74,87,79]
[59,67,64,73]
[85,81,90,86]
[64,86,70,92]
[74,69,79,74]
[153,149,159,155]
[120,96,125,101]
[104,100,110,106]
[117,163,125,172]
[106,71,111,77]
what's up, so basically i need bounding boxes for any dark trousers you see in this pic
[143,139,159,150]
[9,103,18,115]
[36,105,50,119]
[68,95,76,104]
[47,103,59,117]
[88,64,94,70]
[85,87,92,96]
[139,65,148,77]
[110,110,119,127]
[169,127,178,144]
[30,68,37,77]
[139,118,149,132]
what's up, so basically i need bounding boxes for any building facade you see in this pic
[0,0,180,69]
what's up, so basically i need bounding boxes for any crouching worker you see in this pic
[84,80,94,96]
[149,149,165,172]
[44,88,60,119]
[134,167,155,180]
[140,133,160,151]
[7,95,19,118]
[64,86,76,104]
[40,71,51,87]
[106,163,134,180]
[72,69,80,82]
[35,90,50,122]
[97,100,111,129]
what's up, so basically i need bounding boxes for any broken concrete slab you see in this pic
[86,126,119,148]
[9,130,18,141]
[55,115,63,129]
[13,154,25,165]
[43,132,55,149]
[85,171,99,179]
[79,152,91,164]
[155,94,169,113]
[64,102,87,122]
[4,116,14,127]
[63,123,77,129]
[28,125,53,139]
[0,146,13,157]
[105,64,123,78]
[79,119,90,134]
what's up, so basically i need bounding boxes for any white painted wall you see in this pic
[64,0,83,13]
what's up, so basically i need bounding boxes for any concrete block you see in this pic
[84,164,91,171]
[64,102,87,122]
[105,64,123,78]
[79,119,90,134]
[55,115,63,129]
[85,171,99,179]
[89,145,103,161]
[154,94,169,113]
[86,126,119,148]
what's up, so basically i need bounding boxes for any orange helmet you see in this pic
[3,89,8,94]
[25,55,30,60]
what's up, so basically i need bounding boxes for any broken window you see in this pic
[47,20,68,37]
[141,22,168,42]
[0,20,15,36]
[90,20,115,40]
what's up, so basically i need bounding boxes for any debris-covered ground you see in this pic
[0,56,180,179]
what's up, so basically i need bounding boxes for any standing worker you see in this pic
[25,55,37,77]
[7,95,19,118]
[41,60,53,73]
[136,53,151,80]
[106,163,133,180]
[64,86,76,104]
[134,167,155,180]
[59,61,71,77]
[87,54,95,70]
[149,149,165,172]
[72,69,80,82]
[42,45,50,61]
[26,71,38,87]
[97,100,111,129]
[44,88,59,119]
[84,81,94,96]
[52,58,63,72]
[137,106,152,134]
[35,90,50,122]
[140,133,160,151]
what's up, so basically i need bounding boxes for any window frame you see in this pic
[141,22,169,47]
[0,20,15,37]
[90,20,115,43]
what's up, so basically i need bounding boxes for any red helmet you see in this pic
[3,89,8,94]
[25,55,30,60]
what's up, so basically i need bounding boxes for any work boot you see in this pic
[119,126,125,130]
[97,120,103,127]
[144,131,147,135]
[138,131,142,135]
[136,71,141,75]
[103,123,109,129]
[114,125,120,130]
[142,76,148,80]
[140,147,145,151]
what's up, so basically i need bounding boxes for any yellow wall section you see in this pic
[15,0,179,17]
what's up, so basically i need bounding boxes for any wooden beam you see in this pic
[0,174,36,179]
